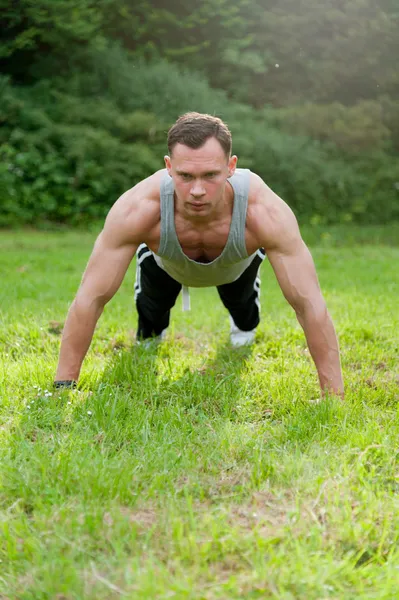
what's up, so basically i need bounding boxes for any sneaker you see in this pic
[137,329,167,347]
[229,316,255,347]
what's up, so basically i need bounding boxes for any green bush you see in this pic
[1,46,398,226]
[263,101,392,153]
[64,46,231,121]
[232,121,399,224]
[0,76,163,225]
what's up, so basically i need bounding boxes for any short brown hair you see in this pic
[167,112,232,158]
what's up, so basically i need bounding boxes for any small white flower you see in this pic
[87,410,92,416]
[275,63,280,68]
[27,405,31,410]
[67,401,72,405]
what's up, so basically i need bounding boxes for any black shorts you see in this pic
[134,245,266,339]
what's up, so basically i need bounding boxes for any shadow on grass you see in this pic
[96,337,253,422]
[91,334,355,451]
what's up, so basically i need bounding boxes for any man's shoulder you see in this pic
[247,170,267,200]
[246,171,299,250]
[105,170,165,245]
[123,169,166,204]
[247,171,286,220]
[116,169,167,217]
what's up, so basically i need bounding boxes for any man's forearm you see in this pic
[296,308,344,397]
[55,298,104,382]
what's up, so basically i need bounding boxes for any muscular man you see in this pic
[55,112,344,398]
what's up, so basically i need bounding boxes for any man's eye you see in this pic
[181,174,192,180]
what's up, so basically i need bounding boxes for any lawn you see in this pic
[0,226,399,599]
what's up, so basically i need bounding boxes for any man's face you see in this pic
[164,137,237,218]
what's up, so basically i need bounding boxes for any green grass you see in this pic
[0,226,399,599]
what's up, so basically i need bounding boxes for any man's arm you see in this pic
[251,187,344,397]
[267,235,344,397]
[55,206,139,384]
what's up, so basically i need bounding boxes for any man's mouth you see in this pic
[188,201,206,209]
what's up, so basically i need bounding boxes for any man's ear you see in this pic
[228,155,238,177]
[164,155,172,175]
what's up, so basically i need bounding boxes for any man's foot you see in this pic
[137,329,167,347]
[229,317,255,347]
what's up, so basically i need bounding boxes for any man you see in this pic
[55,112,344,398]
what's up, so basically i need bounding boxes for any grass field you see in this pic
[1,226,399,599]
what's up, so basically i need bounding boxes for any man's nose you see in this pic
[190,181,206,197]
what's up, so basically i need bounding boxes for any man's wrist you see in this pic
[54,380,77,389]
[320,381,344,399]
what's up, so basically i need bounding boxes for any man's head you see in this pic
[165,113,237,219]
[167,112,232,158]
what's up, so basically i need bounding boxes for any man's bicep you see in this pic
[267,240,323,314]
[78,232,138,305]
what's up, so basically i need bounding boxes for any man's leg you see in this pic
[134,244,182,340]
[217,249,266,344]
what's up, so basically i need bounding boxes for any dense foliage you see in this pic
[0,0,398,225]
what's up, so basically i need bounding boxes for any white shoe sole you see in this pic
[229,316,255,347]
[137,329,167,347]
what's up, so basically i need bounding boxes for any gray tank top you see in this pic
[152,168,257,287]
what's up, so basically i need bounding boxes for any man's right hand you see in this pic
[55,194,142,382]
[54,380,77,389]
